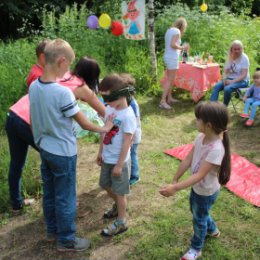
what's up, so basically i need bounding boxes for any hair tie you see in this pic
[223,129,228,133]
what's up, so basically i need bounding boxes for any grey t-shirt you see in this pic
[29,78,80,156]
[224,53,250,81]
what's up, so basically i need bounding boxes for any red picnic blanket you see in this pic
[165,144,260,207]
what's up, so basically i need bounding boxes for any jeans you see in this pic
[190,189,219,251]
[5,111,39,210]
[244,98,260,120]
[210,79,249,106]
[40,149,77,243]
[130,143,139,180]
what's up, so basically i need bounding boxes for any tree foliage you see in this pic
[0,0,259,39]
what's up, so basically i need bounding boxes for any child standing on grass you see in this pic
[27,39,50,88]
[120,73,142,186]
[160,101,231,260]
[97,74,136,236]
[29,39,114,252]
[240,70,260,126]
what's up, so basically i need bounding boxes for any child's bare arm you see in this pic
[73,110,113,133]
[160,160,215,197]
[97,134,104,166]
[172,147,194,183]
[112,133,133,177]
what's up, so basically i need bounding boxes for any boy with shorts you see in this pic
[29,39,114,251]
[97,73,137,236]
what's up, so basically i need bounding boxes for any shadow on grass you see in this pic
[0,188,125,260]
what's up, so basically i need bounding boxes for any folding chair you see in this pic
[230,87,249,113]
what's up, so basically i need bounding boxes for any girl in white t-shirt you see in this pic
[160,101,231,260]
[160,17,188,110]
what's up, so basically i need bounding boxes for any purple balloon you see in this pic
[86,15,99,29]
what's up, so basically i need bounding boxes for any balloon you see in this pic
[86,15,99,29]
[200,3,208,12]
[111,21,124,36]
[99,13,111,29]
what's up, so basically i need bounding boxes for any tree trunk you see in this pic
[147,0,158,83]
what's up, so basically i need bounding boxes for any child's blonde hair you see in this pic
[44,39,75,65]
[173,17,187,34]
[253,70,260,79]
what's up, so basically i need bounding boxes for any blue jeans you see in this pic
[130,143,139,180]
[244,98,260,120]
[5,111,39,210]
[210,79,249,106]
[189,189,219,251]
[40,149,77,243]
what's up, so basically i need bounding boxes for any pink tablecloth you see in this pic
[161,62,221,102]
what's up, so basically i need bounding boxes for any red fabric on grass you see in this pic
[165,145,260,207]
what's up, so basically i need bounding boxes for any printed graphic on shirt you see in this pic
[104,125,119,145]
[103,118,122,145]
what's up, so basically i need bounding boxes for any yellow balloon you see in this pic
[200,3,208,12]
[99,13,111,29]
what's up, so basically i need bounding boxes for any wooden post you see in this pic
[147,0,158,83]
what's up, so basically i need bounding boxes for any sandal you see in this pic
[101,219,128,237]
[159,102,172,110]
[103,203,118,219]
[167,98,180,105]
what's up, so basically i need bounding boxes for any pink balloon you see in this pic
[86,15,98,29]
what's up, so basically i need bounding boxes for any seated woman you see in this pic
[210,40,250,106]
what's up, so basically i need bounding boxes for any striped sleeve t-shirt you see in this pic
[29,78,80,156]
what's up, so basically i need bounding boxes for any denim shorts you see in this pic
[99,160,130,195]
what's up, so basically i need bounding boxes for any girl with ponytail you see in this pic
[160,101,231,260]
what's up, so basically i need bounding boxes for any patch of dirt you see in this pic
[0,142,160,260]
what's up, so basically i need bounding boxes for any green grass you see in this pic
[0,93,259,260]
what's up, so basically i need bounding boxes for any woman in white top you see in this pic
[160,17,188,110]
[210,40,250,106]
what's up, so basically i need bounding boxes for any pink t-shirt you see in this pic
[27,64,43,88]
[191,133,225,196]
[10,72,84,125]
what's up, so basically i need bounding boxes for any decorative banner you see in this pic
[99,13,111,29]
[86,15,99,29]
[111,21,124,36]
[122,0,145,40]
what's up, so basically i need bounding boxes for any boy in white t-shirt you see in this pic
[97,73,137,236]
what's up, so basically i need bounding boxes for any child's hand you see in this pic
[242,96,246,102]
[104,113,115,133]
[97,154,103,166]
[159,184,177,197]
[112,164,122,177]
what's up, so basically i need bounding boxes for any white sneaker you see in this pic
[24,198,35,206]
[180,248,202,260]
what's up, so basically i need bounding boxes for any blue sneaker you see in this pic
[130,177,140,186]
